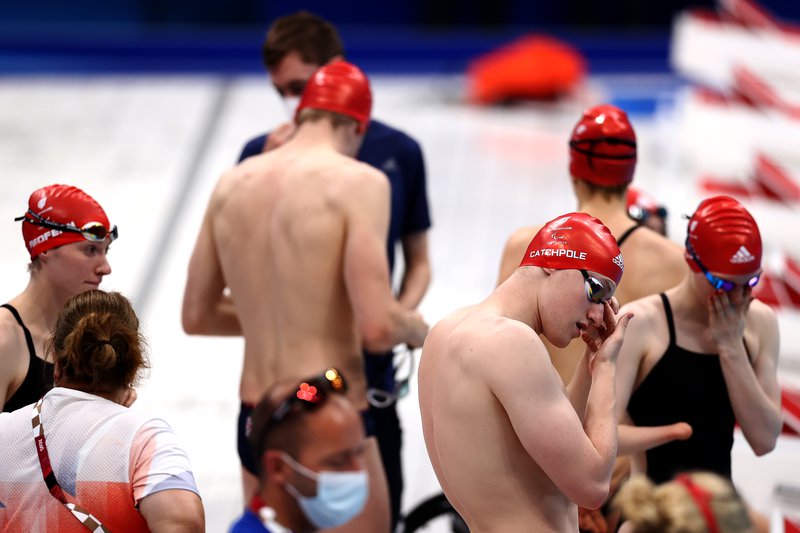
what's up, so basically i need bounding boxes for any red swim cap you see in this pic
[520,212,624,285]
[627,187,666,220]
[295,60,372,134]
[19,184,113,259]
[685,196,762,276]
[569,104,637,187]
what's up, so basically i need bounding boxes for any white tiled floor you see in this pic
[1,74,799,531]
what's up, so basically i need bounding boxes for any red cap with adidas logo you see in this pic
[685,196,762,276]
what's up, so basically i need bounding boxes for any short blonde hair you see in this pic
[612,473,753,533]
[296,108,358,131]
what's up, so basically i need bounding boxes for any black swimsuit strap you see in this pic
[659,293,676,347]
[1,304,37,359]
[616,223,642,247]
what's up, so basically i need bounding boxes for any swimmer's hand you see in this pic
[581,301,633,369]
[264,122,296,152]
[407,311,429,349]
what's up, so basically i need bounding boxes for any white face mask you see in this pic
[282,96,301,120]
[281,452,369,529]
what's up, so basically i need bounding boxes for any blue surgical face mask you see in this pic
[281,452,369,529]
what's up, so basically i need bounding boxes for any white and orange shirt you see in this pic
[0,388,200,532]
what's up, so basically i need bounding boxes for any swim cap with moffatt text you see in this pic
[685,196,762,277]
[569,104,637,187]
[520,212,624,286]
[295,60,372,134]
[18,184,113,259]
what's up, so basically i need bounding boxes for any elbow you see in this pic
[360,311,400,352]
[361,321,395,352]
[181,302,205,335]
[752,436,778,457]
[573,483,610,510]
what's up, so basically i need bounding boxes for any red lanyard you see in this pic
[675,474,721,533]
[32,397,111,532]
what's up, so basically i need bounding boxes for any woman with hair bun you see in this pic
[0,290,204,532]
[613,472,754,533]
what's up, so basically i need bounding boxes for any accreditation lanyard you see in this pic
[32,397,111,532]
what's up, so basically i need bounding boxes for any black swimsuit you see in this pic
[2,304,54,412]
[627,293,736,483]
[616,223,642,247]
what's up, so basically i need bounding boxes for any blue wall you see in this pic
[1,0,797,74]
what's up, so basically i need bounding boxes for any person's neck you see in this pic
[9,276,67,334]
[574,187,635,237]
[667,276,710,325]
[490,269,543,333]
[263,484,310,533]
[292,121,358,158]
[54,380,127,404]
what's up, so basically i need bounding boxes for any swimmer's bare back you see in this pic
[210,140,403,408]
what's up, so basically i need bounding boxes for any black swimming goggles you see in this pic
[628,204,668,222]
[16,209,118,243]
[569,136,637,162]
[581,269,614,304]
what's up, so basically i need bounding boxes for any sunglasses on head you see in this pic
[581,270,614,304]
[367,345,415,409]
[266,368,348,432]
[685,239,760,292]
[15,210,118,243]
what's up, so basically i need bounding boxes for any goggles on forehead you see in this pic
[15,209,118,243]
[628,204,668,222]
[265,368,348,433]
[581,269,614,304]
[685,238,760,292]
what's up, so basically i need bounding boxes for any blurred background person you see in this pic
[230,368,367,533]
[626,187,668,237]
[613,472,754,533]
[0,290,204,532]
[238,15,433,527]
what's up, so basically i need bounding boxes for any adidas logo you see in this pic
[730,246,756,264]
[612,253,625,270]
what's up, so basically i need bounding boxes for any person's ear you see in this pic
[263,450,291,484]
[328,54,344,64]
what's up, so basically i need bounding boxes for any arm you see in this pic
[712,295,782,455]
[0,319,24,408]
[567,297,623,418]
[496,226,538,286]
[397,231,431,309]
[343,170,428,351]
[182,181,242,336]
[488,308,632,509]
[139,489,204,533]
[614,301,692,455]
[131,421,205,532]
